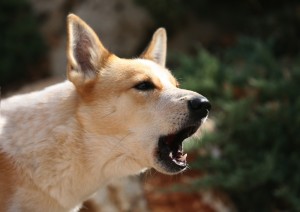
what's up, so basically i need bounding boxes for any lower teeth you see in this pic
[179,153,187,162]
[169,152,187,163]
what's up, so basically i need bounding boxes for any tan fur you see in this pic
[0,151,16,211]
[0,14,210,211]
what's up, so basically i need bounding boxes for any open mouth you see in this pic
[156,124,200,173]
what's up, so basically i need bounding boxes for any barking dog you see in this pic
[0,14,211,211]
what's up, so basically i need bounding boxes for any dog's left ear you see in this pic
[67,14,110,87]
[141,28,167,67]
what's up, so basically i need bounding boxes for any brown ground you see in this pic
[142,169,215,212]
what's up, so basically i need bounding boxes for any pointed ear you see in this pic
[67,14,110,86]
[141,28,167,67]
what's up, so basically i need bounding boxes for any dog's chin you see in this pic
[153,123,201,175]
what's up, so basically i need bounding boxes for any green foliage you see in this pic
[0,0,46,86]
[170,49,221,98]
[172,38,300,211]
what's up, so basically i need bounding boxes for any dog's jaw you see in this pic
[151,116,210,175]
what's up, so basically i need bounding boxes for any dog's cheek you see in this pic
[115,93,155,122]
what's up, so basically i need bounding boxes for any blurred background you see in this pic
[1,0,300,211]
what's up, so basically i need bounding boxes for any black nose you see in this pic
[188,97,211,118]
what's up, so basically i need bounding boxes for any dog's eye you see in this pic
[134,81,155,91]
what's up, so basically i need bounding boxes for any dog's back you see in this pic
[0,82,85,211]
[1,82,76,149]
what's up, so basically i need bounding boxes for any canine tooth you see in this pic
[169,152,173,158]
[181,153,187,161]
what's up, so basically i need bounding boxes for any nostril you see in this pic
[188,98,201,110]
[202,100,211,111]
[188,97,211,112]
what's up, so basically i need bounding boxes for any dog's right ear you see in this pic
[67,14,110,87]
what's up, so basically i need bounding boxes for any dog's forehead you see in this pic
[107,57,177,88]
[136,59,176,87]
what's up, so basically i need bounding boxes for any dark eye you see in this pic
[134,81,155,91]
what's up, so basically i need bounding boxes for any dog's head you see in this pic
[67,14,211,175]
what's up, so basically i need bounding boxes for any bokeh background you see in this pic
[1,0,300,211]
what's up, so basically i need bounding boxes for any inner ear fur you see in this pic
[141,28,167,67]
[67,14,110,87]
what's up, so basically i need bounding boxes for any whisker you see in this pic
[100,109,116,119]
[105,132,134,156]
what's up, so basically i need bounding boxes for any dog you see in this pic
[0,14,211,211]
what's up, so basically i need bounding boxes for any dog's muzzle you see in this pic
[155,96,211,174]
